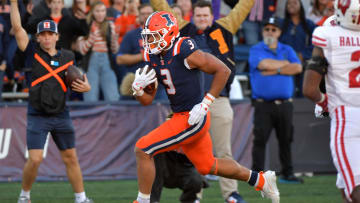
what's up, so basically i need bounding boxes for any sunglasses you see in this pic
[264,27,278,32]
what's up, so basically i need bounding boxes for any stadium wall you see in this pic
[0,99,334,181]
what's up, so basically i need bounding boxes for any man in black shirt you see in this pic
[10,1,93,202]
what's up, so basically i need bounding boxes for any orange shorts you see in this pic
[136,111,216,175]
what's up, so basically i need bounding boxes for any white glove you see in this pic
[314,104,329,118]
[132,65,157,96]
[188,93,215,125]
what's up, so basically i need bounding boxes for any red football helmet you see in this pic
[141,11,180,55]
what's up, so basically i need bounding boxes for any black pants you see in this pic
[251,100,294,176]
[150,151,204,203]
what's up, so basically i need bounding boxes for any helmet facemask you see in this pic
[142,28,177,55]
[142,28,168,55]
[141,11,180,55]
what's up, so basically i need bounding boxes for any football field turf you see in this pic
[0,175,342,203]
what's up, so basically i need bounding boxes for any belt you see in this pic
[255,98,293,105]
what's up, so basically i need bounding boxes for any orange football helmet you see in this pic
[141,11,180,55]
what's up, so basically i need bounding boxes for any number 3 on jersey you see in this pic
[349,50,360,88]
[160,69,176,94]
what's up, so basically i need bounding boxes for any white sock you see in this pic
[75,192,86,202]
[137,191,150,203]
[20,189,30,198]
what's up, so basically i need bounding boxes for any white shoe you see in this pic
[17,196,31,203]
[75,197,94,203]
[258,171,280,203]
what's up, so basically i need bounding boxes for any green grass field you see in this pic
[0,175,342,203]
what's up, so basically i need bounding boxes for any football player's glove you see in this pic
[188,93,215,125]
[316,93,328,112]
[314,104,329,118]
[132,65,157,96]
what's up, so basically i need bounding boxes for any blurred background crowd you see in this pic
[0,0,335,102]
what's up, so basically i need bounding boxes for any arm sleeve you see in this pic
[216,0,254,34]
[306,56,328,75]
[312,27,330,49]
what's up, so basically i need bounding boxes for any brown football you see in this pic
[65,65,84,87]
[139,66,157,94]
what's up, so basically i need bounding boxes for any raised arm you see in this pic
[216,0,254,34]
[10,0,29,51]
[150,0,189,29]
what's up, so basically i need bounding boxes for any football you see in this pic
[65,65,84,87]
[139,66,158,94]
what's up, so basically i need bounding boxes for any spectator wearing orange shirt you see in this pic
[113,0,139,44]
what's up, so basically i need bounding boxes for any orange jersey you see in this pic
[114,14,139,44]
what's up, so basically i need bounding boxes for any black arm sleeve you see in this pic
[305,56,328,75]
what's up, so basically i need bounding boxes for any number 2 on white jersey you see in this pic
[349,50,360,88]
[160,69,176,94]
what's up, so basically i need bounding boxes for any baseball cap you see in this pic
[37,20,58,34]
[263,17,281,29]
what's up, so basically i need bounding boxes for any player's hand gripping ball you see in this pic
[132,65,158,96]
[65,65,84,87]
[139,66,158,94]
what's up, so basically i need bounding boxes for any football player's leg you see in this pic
[181,127,249,180]
[351,186,360,203]
[134,113,190,201]
[331,107,360,202]
[134,146,156,196]
[184,131,279,202]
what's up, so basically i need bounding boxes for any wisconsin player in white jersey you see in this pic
[303,0,360,202]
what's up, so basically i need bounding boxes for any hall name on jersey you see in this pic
[339,36,360,47]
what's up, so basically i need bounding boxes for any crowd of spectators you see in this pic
[0,0,335,101]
